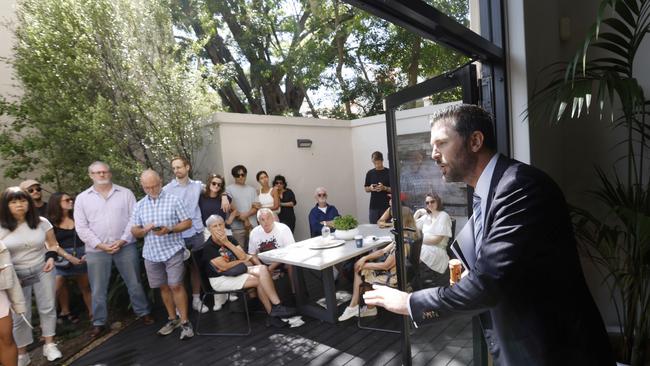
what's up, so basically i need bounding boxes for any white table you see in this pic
[258,224,393,323]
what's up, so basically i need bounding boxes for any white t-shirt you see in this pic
[0,217,52,271]
[248,222,295,256]
[417,211,452,274]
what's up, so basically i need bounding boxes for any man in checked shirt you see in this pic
[131,169,194,340]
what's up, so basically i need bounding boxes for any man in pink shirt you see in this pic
[74,161,153,338]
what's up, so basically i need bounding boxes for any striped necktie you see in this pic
[472,193,483,251]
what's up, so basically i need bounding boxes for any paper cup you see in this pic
[449,259,462,285]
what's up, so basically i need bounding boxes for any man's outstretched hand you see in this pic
[363,285,410,316]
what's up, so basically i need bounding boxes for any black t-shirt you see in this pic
[364,168,391,210]
[53,226,85,249]
[201,236,240,278]
[198,195,232,228]
[278,189,296,222]
[36,203,48,218]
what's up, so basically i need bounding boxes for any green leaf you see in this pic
[602,18,634,40]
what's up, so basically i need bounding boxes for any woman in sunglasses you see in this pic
[0,187,82,364]
[413,193,452,274]
[308,187,340,238]
[272,175,296,233]
[47,192,91,326]
[199,174,238,236]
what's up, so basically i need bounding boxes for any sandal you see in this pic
[58,312,80,324]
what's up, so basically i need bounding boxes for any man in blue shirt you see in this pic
[308,187,340,237]
[131,169,194,340]
[162,157,208,313]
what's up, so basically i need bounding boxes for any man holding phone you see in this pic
[364,151,391,224]
[131,169,194,340]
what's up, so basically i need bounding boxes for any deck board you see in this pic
[71,270,474,366]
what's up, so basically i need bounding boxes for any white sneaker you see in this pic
[192,297,209,313]
[17,353,30,366]
[337,305,359,322]
[360,306,378,317]
[43,343,62,362]
[212,294,227,311]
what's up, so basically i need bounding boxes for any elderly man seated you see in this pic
[248,208,295,281]
[200,214,296,327]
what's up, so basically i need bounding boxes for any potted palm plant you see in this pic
[529,0,650,364]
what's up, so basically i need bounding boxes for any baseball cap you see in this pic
[19,179,41,191]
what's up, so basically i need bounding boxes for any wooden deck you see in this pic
[70,310,472,366]
[70,269,473,366]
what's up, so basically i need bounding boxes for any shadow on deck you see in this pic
[70,270,473,366]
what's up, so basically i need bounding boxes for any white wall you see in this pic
[199,104,463,241]
[0,0,24,189]
[514,0,650,328]
[200,113,357,241]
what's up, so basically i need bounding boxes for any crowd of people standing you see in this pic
[0,148,456,365]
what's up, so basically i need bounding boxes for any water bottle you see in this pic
[321,225,331,241]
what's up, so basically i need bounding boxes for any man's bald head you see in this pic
[140,169,163,198]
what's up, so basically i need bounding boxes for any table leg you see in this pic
[321,267,338,322]
[292,266,338,323]
[292,266,309,306]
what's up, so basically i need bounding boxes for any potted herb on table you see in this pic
[333,215,360,240]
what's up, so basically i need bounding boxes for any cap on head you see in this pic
[19,179,40,191]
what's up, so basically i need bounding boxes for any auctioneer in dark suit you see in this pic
[410,155,615,366]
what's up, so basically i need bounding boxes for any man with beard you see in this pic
[363,105,614,365]
[162,157,209,313]
[74,161,153,338]
[19,179,47,217]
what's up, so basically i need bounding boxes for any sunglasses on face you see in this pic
[425,200,435,205]
[28,187,42,193]
[234,173,246,178]
[211,181,222,186]
[62,198,74,203]
[317,193,327,197]
[274,181,283,185]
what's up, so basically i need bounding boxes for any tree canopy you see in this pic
[1,0,470,190]
[0,0,215,192]
[170,0,469,118]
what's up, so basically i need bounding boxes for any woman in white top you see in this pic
[0,187,81,364]
[255,170,280,214]
[413,193,452,274]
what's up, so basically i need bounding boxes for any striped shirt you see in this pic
[132,191,190,262]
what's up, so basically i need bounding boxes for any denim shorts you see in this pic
[144,249,185,288]
[55,246,88,277]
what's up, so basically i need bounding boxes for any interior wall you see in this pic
[519,0,650,328]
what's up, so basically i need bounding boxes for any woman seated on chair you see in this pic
[338,206,419,322]
[200,214,296,327]
[413,193,452,274]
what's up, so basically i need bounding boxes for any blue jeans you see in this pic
[86,243,151,326]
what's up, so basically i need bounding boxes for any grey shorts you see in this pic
[183,232,206,250]
[144,249,185,288]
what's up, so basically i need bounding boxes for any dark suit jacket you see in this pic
[410,155,614,366]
